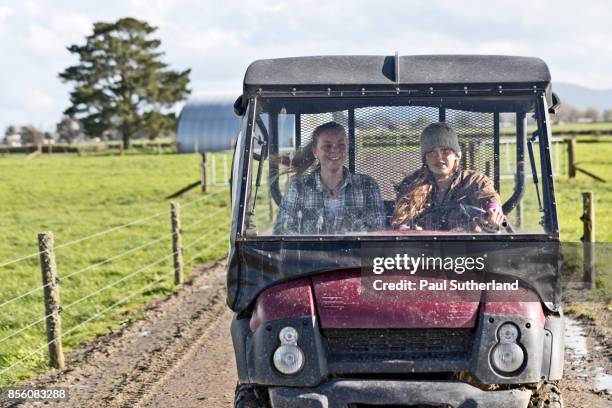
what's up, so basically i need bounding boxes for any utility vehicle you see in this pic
[227,55,564,408]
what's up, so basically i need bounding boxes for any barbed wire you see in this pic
[0,234,171,311]
[0,212,168,270]
[0,275,166,378]
[0,189,228,270]
[179,189,225,208]
[0,212,229,358]
[181,206,231,231]
[0,250,176,346]
[0,311,53,346]
[185,235,228,264]
[61,252,175,313]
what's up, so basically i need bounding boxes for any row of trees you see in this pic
[551,104,612,124]
[3,17,190,148]
[3,117,81,145]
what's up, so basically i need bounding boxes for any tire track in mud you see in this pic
[106,289,229,408]
[137,308,236,408]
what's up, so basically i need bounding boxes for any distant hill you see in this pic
[554,82,612,111]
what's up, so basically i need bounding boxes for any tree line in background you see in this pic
[3,17,190,149]
[551,104,612,124]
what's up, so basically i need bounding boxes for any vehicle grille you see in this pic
[323,328,473,355]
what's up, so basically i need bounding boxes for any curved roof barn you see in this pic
[176,95,239,153]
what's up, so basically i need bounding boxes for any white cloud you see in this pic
[0,6,13,20]
[1,0,612,134]
[23,88,55,110]
[22,0,45,16]
[22,25,66,56]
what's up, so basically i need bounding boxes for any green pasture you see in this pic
[0,152,232,386]
[0,136,611,386]
[553,139,612,242]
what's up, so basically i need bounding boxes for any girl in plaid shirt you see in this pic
[273,122,386,235]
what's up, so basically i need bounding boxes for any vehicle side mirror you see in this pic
[548,92,561,114]
[234,95,246,116]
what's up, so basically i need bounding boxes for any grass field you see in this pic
[0,137,610,386]
[0,152,232,386]
[553,139,612,242]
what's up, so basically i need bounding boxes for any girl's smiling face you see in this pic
[313,130,347,173]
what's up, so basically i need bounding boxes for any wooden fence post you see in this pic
[211,155,217,186]
[223,154,229,185]
[38,232,65,370]
[171,202,184,285]
[581,192,595,288]
[568,138,576,178]
[200,153,207,193]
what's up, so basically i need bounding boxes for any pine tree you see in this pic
[59,17,191,148]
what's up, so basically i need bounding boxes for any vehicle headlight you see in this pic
[498,323,519,343]
[273,344,304,375]
[273,326,304,375]
[490,322,524,374]
[491,343,524,373]
[279,326,298,345]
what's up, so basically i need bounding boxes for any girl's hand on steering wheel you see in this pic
[485,202,504,227]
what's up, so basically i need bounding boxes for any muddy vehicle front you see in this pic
[228,55,564,408]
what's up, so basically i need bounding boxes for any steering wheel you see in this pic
[417,204,515,233]
[459,204,515,233]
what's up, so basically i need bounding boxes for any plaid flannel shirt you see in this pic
[273,167,386,235]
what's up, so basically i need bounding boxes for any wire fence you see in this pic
[205,152,231,187]
[498,136,567,179]
[0,274,167,378]
[0,189,231,385]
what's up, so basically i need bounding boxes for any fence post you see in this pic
[568,138,576,178]
[200,153,207,193]
[212,155,217,186]
[38,232,65,370]
[514,173,523,228]
[581,192,595,288]
[223,154,229,185]
[171,202,184,285]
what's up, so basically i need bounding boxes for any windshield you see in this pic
[241,96,556,237]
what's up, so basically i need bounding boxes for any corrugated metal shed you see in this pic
[176,95,240,153]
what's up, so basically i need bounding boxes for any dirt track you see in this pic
[4,262,610,408]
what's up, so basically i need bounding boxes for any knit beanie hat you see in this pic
[420,122,462,159]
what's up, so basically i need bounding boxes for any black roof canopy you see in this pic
[241,55,552,103]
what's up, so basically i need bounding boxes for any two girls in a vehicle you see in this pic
[274,121,504,234]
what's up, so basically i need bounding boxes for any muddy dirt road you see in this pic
[5,262,611,408]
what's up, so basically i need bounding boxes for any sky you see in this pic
[0,0,611,135]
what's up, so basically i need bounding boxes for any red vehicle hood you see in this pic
[312,270,480,329]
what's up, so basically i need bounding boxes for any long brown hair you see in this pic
[391,166,434,228]
[286,121,346,176]
[391,155,461,228]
